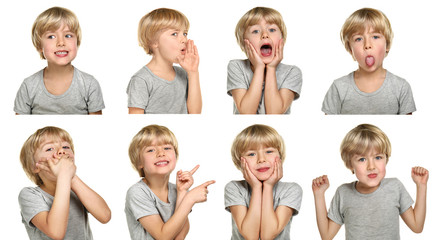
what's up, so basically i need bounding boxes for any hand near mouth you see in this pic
[264,158,283,187]
[44,154,76,180]
[244,39,265,71]
[267,39,284,69]
[177,39,199,74]
[176,164,200,192]
[241,158,262,189]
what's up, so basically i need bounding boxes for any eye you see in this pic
[354,37,362,42]
[266,150,274,154]
[47,35,55,39]
[358,157,366,162]
[373,35,381,40]
[269,28,277,33]
[62,145,71,150]
[171,32,178,36]
[65,34,73,38]
[375,156,383,160]
[164,146,173,151]
[183,32,188,37]
[45,147,54,152]
[247,152,256,157]
[252,29,259,34]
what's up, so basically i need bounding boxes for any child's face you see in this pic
[139,141,177,177]
[153,28,188,64]
[351,147,387,194]
[244,19,282,64]
[33,136,74,181]
[241,145,280,181]
[349,26,387,73]
[40,23,78,67]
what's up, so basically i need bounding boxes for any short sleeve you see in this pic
[322,82,341,114]
[280,66,302,101]
[126,184,159,221]
[278,182,303,216]
[227,60,248,96]
[14,81,32,114]
[85,77,105,113]
[127,76,150,110]
[18,187,50,226]
[398,81,416,114]
[397,179,414,214]
[224,181,248,212]
[327,188,344,225]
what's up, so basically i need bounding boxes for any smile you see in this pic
[367,173,378,179]
[55,51,68,57]
[154,160,169,166]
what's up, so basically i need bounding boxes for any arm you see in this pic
[230,159,262,240]
[128,107,145,114]
[312,175,341,240]
[263,39,295,114]
[260,158,293,240]
[178,40,202,114]
[88,110,102,115]
[70,175,111,223]
[139,180,215,240]
[231,39,266,114]
[174,165,200,239]
[31,157,76,240]
[401,167,429,233]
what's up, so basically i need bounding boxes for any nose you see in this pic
[156,148,165,157]
[57,36,65,47]
[364,39,372,50]
[257,152,266,163]
[261,31,269,39]
[367,158,375,170]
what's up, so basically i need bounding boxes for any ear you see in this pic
[33,162,41,174]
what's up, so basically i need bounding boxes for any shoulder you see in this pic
[335,182,355,193]
[228,59,249,70]
[277,181,302,193]
[277,63,302,74]
[19,186,42,199]
[386,71,411,87]
[225,180,247,193]
[173,66,188,80]
[126,180,154,200]
[74,67,99,85]
[382,177,404,188]
[22,69,44,86]
[332,72,353,86]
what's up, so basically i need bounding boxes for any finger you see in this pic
[201,180,216,188]
[189,165,200,175]
[193,43,199,57]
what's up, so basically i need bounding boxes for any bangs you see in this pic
[238,125,284,159]
[151,9,189,33]
[345,133,386,157]
[34,127,74,153]
[34,7,81,41]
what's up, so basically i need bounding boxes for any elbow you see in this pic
[411,226,424,234]
[47,231,66,240]
[99,210,112,224]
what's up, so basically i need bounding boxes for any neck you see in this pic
[147,55,174,72]
[143,174,170,191]
[45,63,74,78]
[39,180,57,196]
[355,66,386,81]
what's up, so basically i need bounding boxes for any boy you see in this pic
[227,7,302,114]
[225,124,302,239]
[127,8,202,114]
[18,126,111,240]
[322,8,416,114]
[125,125,215,239]
[312,124,428,239]
[14,7,105,115]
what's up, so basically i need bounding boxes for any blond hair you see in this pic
[231,124,286,170]
[20,126,74,185]
[340,124,391,171]
[138,8,189,55]
[32,6,82,59]
[341,8,393,54]
[235,7,287,53]
[129,125,179,177]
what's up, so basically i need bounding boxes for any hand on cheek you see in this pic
[241,158,262,188]
[244,39,265,70]
[267,39,284,69]
[264,157,283,187]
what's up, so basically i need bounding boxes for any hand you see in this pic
[264,157,283,187]
[411,166,429,186]
[241,158,262,189]
[312,175,329,196]
[267,39,284,69]
[244,39,265,70]
[187,180,216,204]
[177,40,199,73]
[176,165,199,193]
[47,154,76,180]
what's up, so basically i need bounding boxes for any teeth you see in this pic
[55,51,68,55]
[155,161,168,166]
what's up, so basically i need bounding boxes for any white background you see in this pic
[1,0,440,239]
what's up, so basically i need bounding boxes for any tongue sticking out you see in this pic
[365,56,375,67]
[260,45,272,57]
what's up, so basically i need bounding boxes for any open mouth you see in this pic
[154,160,169,166]
[365,55,375,67]
[260,44,272,57]
[55,51,68,57]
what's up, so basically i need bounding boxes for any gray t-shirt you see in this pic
[14,67,105,114]
[18,186,93,240]
[328,178,414,240]
[224,180,302,240]
[322,71,416,114]
[227,59,302,114]
[127,66,188,114]
[125,180,178,240]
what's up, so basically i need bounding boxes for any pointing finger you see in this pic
[190,165,200,175]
